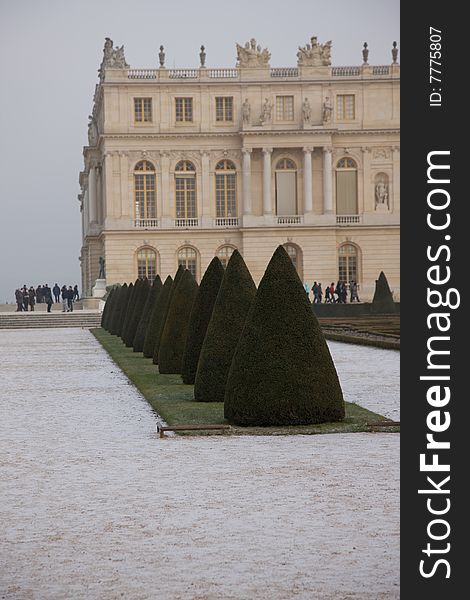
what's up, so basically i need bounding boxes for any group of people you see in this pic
[309,281,360,304]
[14,284,80,313]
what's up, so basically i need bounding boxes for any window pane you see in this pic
[178,247,197,278]
[138,249,157,281]
[336,171,358,214]
[337,95,355,120]
[276,172,297,215]
[276,96,294,120]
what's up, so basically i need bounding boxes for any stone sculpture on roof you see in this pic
[98,38,129,79]
[297,36,332,67]
[236,38,271,67]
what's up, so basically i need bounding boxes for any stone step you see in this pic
[0,314,102,330]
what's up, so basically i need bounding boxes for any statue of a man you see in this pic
[260,98,273,124]
[302,98,312,123]
[98,256,106,279]
[242,99,251,124]
[322,97,332,123]
[375,182,389,206]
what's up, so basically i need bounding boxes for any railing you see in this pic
[270,68,299,78]
[214,217,239,227]
[332,66,361,77]
[209,69,238,78]
[372,65,390,76]
[128,69,158,79]
[277,215,304,225]
[336,215,362,225]
[134,218,159,228]
[169,69,198,79]
[175,218,199,227]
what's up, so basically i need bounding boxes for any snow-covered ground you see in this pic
[0,329,399,599]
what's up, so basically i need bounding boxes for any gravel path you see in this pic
[0,329,399,600]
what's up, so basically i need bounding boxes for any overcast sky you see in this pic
[0,0,399,303]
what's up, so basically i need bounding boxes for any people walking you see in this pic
[61,285,68,312]
[350,281,360,303]
[15,289,23,312]
[53,283,61,303]
[22,287,29,312]
[28,286,36,311]
[44,285,53,313]
[73,285,79,301]
[67,286,74,312]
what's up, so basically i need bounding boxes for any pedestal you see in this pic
[92,278,107,298]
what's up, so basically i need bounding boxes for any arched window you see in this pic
[215,160,237,218]
[338,243,358,286]
[175,161,196,222]
[134,161,156,224]
[137,247,158,281]
[177,246,198,279]
[283,243,303,279]
[276,158,297,215]
[336,158,358,215]
[217,245,236,268]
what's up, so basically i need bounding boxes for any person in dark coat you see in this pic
[53,283,61,303]
[67,286,74,312]
[28,286,36,311]
[61,285,68,312]
[44,285,53,313]
[22,287,29,311]
[36,285,43,304]
[15,289,23,311]
[73,285,79,301]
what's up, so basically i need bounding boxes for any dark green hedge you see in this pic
[194,250,256,402]
[181,257,224,384]
[120,281,136,341]
[143,275,173,358]
[109,283,129,336]
[371,271,396,314]
[133,276,162,352]
[123,278,150,347]
[152,265,185,365]
[224,246,345,425]
[101,286,117,330]
[158,269,199,374]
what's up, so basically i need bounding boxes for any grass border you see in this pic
[91,328,400,437]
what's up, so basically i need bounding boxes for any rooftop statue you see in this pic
[98,37,129,79]
[297,36,332,67]
[236,38,271,67]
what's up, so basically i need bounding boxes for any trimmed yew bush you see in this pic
[152,265,185,365]
[371,271,396,313]
[224,246,345,426]
[133,276,162,352]
[120,281,136,341]
[143,275,173,358]
[123,278,150,347]
[194,250,256,402]
[158,269,199,374]
[101,286,116,330]
[109,283,129,336]
[181,257,224,384]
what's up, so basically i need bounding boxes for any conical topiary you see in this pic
[120,281,136,340]
[143,275,173,358]
[152,265,185,365]
[181,257,225,384]
[224,246,345,426]
[158,269,199,374]
[109,283,129,336]
[123,278,150,347]
[101,286,116,330]
[371,271,396,313]
[133,276,162,352]
[194,250,256,402]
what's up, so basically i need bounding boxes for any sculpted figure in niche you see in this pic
[375,182,389,207]
[322,97,332,123]
[302,98,312,123]
[242,99,251,124]
[260,98,273,125]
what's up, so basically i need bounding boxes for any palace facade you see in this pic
[79,37,400,300]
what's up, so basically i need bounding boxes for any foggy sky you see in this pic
[0,0,399,303]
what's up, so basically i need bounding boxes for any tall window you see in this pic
[134,161,156,222]
[175,161,196,219]
[283,243,302,279]
[338,244,358,285]
[215,160,237,218]
[275,158,297,215]
[178,247,198,279]
[134,98,152,122]
[336,158,358,215]
[336,95,355,120]
[276,96,294,121]
[217,245,236,268]
[215,97,233,122]
[137,248,157,281]
[175,97,193,122]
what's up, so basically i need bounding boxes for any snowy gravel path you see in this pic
[0,329,399,600]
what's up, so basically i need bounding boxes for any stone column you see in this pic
[242,149,252,215]
[323,148,333,214]
[88,165,97,224]
[200,151,211,225]
[303,147,313,213]
[262,147,273,215]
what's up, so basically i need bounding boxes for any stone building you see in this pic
[79,37,400,300]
